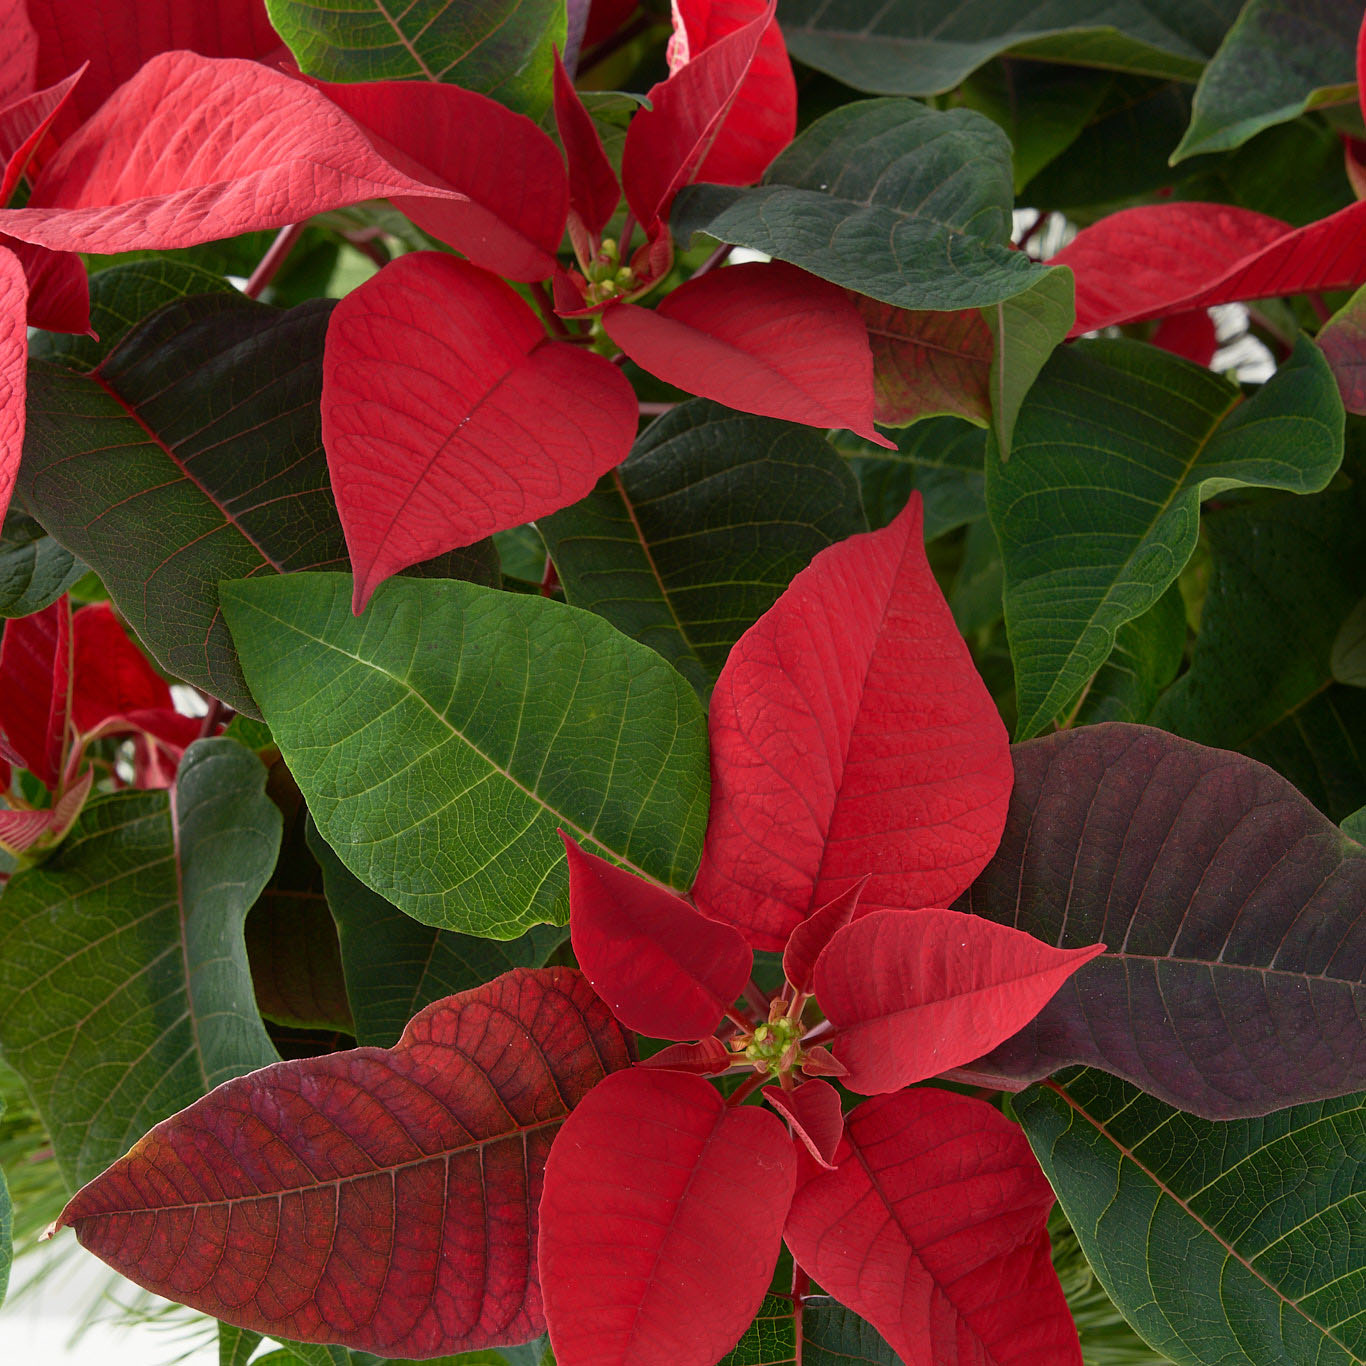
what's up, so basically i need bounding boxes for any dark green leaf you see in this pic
[950,516,1004,638]
[1074,581,1185,725]
[1017,1069,1366,1366]
[1332,596,1366,685]
[776,0,1240,96]
[306,820,559,1047]
[539,400,866,698]
[264,0,564,117]
[219,1323,263,1366]
[222,573,709,938]
[989,337,1344,737]
[720,1294,899,1365]
[1151,485,1366,821]
[673,100,1059,311]
[0,739,281,1185]
[0,507,83,618]
[1173,0,1361,160]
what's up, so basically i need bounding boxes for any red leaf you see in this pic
[693,494,1013,950]
[763,1078,842,1169]
[584,0,639,47]
[620,1,772,228]
[667,0,796,187]
[58,968,632,1357]
[553,51,620,254]
[603,262,887,442]
[797,1045,846,1078]
[321,78,569,282]
[635,1036,732,1075]
[1358,7,1366,125]
[29,0,282,144]
[322,252,636,612]
[1151,308,1218,367]
[2,52,465,255]
[1055,201,1366,333]
[0,66,83,204]
[782,877,867,995]
[563,833,752,1041]
[539,1068,796,1366]
[814,908,1105,1094]
[0,595,71,789]
[784,1088,1080,1366]
[0,243,24,527]
[0,0,36,111]
[1318,287,1366,414]
[3,233,88,333]
[71,603,174,735]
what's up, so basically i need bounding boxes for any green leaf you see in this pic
[1074,581,1185,725]
[0,738,281,1185]
[1332,597,1366,685]
[1016,1069,1366,1366]
[21,293,497,715]
[0,1096,9,1308]
[0,507,83,618]
[220,1323,264,1366]
[775,0,1241,96]
[1172,0,1361,161]
[539,400,866,699]
[222,573,709,938]
[989,336,1344,738]
[1151,484,1366,821]
[720,1294,899,1365]
[1345,806,1366,842]
[673,99,1060,312]
[306,819,560,1047]
[264,0,565,117]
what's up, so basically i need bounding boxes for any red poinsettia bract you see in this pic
[539,495,1103,1366]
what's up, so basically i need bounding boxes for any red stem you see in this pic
[1015,210,1047,253]
[531,280,573,339]
[691,243,733,280]
[724,1071,768,1107]
[800,1019,835,1046]
[244,222,306,299]
[639,401,677,417]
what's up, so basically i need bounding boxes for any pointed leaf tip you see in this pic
[764,1078,843,1169]
[783,876,868,995]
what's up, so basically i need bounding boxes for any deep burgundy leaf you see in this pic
[784,1088,1080,1366]
[321,78,569,282]
[620,2,771,228]
[763,1078,842,1169]
[3,233,87,333]
[584,0,639,48]
[2,52,465,255]
[960,723,1366,1117]
[1150,308,1218,366]
[667,0,796,188]
[1318,287,1366,414]
[70,603,174,735]
[563,834,752,1041]
[58,967,632,1356]
[29,0,282,142]
[539,1068,796,1366]
[693,494,1013,950]
[0,0,35,111]
[323,252,637,612]
[635,1036,732,1075]
[782,878,866,995]
[0,243,23,526]
[603,262,887,442]
[813,908,1104,1094]
[553,51,620,252]
[0,67,83,204]
[1055,201,1366,333]
[0,595,70,788]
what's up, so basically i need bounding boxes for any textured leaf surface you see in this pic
[0,506,81,617]
[776,0,1239,94]
[323,253,635,611]
[265,0,564,116]
[990,337,1344,736]
[1017,1069,1366,1366]
[59,968,632,1357]
[0,245,24,530]
[1151,483,1366,821]
[3,53,463,256]
[0,739,280,1185]
[0,594,69,788]
[603,264,883,441]
[783,1088,1079,1366]
[673,99,1057,311]
[960,724,1366,1117]
[1173,0,1361,160]
[816,908,1103,1093]
[309,822,558,1048]
[720,1294,898,1365]
[563,835,752,1041]
[540,398,865,698]
[553,52,620,248]
[1073,581,1185,727]
[763,1079,842,1168]
[0,68,83,205]
[693,495,1012,950]
[782,880,864,996]
[1318,280,1366,415]
[222,573,710,937]
[539,1067,796,1366]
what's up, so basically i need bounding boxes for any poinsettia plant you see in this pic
[1,1,1366,1365]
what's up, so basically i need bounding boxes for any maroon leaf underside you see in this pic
[539,1068,796,1366]
[603,262,887,442]
[813,908,1105,1094]
[960,724,1366,1118]
[562,834,752,1041]
[321,252,637,612]
[58,968,633,1358]
[693,494,1013,951]
[1,52,465,255]
[0,594,70,788]
[783,1088,1081,1366]
[763,1078,843,1168]
[1317,290,1366,414]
